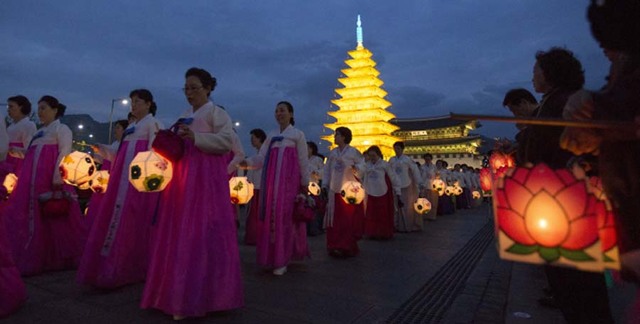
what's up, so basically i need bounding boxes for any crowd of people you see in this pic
[1,0,640,322]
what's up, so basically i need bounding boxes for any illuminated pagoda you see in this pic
[323,15,399,158]
[391,115,483,167]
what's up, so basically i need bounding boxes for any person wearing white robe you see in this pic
[389,142,424,232]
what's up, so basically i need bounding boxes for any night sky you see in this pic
[1,1,609,152]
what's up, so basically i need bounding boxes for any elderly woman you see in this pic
[3,96,86,276]
[141,67,243,320]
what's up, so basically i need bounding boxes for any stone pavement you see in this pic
[1,203,579,323]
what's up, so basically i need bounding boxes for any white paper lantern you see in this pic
[454,184,463,196]
[413,197,432,214]
[129,151,173,192]
[89,170,110,193]
[340,181,365,205]
[308,181,321,196]
[472,190,481,199]
[432,179,446,196]
[59,151,96,186]
[229,176,254,204]
[3,173,18,194]
[444,186,456,196]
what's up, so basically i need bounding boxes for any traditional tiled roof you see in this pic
[404,135,482,146]
[390,115,472,131]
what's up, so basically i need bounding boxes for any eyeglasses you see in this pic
[182,86,203,92]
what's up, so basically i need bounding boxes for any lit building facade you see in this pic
[323,15,399,158]
[390,116,484,168]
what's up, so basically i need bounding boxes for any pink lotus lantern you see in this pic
[340,181,365,205]
[229,176,254,204]
[479,168,492,192]
[493,163,604,272]
[489,152,515,175]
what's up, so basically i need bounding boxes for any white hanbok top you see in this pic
[308,155,324,183]
[246,149,263,190]
[322,145,364,194]
[178,101,233,154]
[420,163,437,188]
[227,131,245,175]
[124,113,164,150]
[0,116,8,160]
[246,124,309,187]
[363,159,400,197]
[30,119,72,184]
[6,117,38,159]
[388,155,422,189]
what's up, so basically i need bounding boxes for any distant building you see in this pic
[390,116,484,168]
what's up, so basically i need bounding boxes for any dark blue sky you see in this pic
[1,1,609,152]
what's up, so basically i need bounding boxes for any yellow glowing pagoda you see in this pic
[323,15,399,158]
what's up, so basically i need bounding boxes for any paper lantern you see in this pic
[89,170,110,193]
[432,179,445,196]
[308,181,321,196]
[59,151,96,186]
[340,181,365,205]
[453,184,463,196]
[479,168,492,192]
[472,190,481,200]
[413,197,432,214]
[3,173,18,194]
[493,163,603,272]
[444,186,456,196]
[229,176,254,204]
[489,152,515,175]
[129,151,173,192]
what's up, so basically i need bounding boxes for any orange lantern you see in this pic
[489,152,515,174]
[308,181,321,196]
[229,176,254,204]
[493,163,603,272]
[472,190,481,200]
[340,181,365,205]
[89,170,110,193]
[59,151,96,187]
[479,168,492,192]
[444,186,456,196]
[129,151,173,192]
[432,179,445,196]
[3,173,18,194]
[453,182,463,196]
[413,197,432,214]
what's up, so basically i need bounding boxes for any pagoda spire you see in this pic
[356,15,363,48]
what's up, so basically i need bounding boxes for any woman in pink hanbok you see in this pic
[4,95,37,175]
[322,127,365,257]
[0,201,26,318]
[244,128,266,245]
[241,101,310,276]
[3,96,86,276]
[77,90,162,289]
[141,67,243,320]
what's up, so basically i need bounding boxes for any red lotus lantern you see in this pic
[586,176,619,269]
[479,168,492,192]
[489,152,515,175]
[493,163,604,272]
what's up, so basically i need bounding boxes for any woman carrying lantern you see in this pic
[240,101,310,276]
[243,128,266,245]
[77,89,163,289]
[141,67,243,320]
[2,96,86,276]
[4,95,37,175]
[389,141,424,232]
[362,145,399,240]
[322,127,365,257]
[307,141,325,236]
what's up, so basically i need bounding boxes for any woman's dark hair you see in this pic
[307,141,318,156]
[423,153,433,160]
[588,0,640,58]
[535,47,585,91]
[114,119,129,130]
[186,67,217,96]
[129,89,157,116]
[8,95,31,116]
[502,88,538,107]
[368,145,383,158]
[393,141,405,150]
[38,95,66,119]
[277,101,295,126]
[335,126,352,144]
[250,128,267,144]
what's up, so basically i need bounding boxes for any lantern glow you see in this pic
[432,179,445,196]
[59,151,96,187]
[479,168,492,192]
[89,170,110,193]
[308,181,321,196]
[3,173,18,194]
[340,181,365,205]
[129,151,173,192]
[413,197,432,214]
[229,176,254,204]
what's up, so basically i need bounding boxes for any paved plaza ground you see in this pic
[5,203,632,323]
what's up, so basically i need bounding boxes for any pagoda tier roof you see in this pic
[341,67,380,78]
[404,135,483,146]
[348,47,373,58]
[390,116,476,131]
[345,57,376,69]
[327,108,396,122]
[335,86,388,98]
[338,76,383,87]
[331,97,391,109]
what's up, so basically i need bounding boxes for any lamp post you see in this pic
[109,98,129,144]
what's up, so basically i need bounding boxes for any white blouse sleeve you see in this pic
[54,124,73,185]
[193,106,233,154]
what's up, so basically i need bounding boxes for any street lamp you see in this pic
[109,98,129,143]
